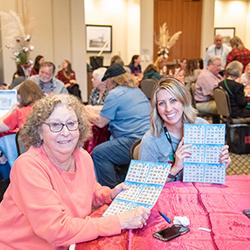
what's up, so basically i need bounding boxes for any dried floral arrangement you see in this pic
[155,22,182,59]
[0,10,34,65]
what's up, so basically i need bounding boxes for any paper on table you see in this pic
[103,160,171,216]
[0,90,17,118]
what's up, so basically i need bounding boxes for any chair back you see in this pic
[213,86,231,118]
[140,79,157,100]
[15,130,28,155]
[130,139,142,160]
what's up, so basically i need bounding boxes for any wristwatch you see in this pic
[168,173,177,181]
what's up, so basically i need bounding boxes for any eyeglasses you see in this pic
[43,121,79,133]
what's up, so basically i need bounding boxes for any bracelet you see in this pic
[168,173,177,181]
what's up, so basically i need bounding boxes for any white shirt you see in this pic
[204,44,231,69]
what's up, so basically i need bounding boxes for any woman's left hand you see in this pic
[219,145,231,168]
[111,182,128,199]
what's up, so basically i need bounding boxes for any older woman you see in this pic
[88,67,108,105]
[0,80,44,134]
[0,94,150,249]
[140,77,230,182]
[219,61,250,118]
[91,63,150,188]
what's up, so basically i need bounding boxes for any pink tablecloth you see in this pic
[76,176,250,250]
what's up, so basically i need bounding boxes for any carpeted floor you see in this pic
[227,153,250,175]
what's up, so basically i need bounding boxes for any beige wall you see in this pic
[215,0,250,48]
[0,0,87,100]
[84,0,140,66]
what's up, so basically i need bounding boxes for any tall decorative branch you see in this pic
[155,22,182,59]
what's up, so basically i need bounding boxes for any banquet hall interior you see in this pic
[0,0,250,249]
[1,0,249,174]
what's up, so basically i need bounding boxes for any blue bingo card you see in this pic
[103,160,170,216]
[183,124,226,184]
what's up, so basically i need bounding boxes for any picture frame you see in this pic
[86,25,112,53]
[214,27,235,45]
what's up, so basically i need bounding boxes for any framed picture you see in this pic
[86,25,112,53]
[214,27,235,45]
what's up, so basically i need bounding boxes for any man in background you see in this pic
[204,34,231,70]
[194,56,223,117]
[30,61,68,95]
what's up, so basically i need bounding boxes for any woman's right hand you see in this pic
[118,207,151,229]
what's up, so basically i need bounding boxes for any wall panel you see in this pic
[154,0,202,61]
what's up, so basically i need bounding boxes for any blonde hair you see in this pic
[230,36,244,49]
[20,94,91,148]
[111,72,137,88]
[151,77,197,136]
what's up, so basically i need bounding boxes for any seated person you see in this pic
[241,62,250,94]
[90,63,150,188]
[142,64,161,81]
[0,82,8,90]
[29,61,68,95]
[140,77,230,182]
[128,55,142,78]
[219,61,250,118]
[0,94,150,249]
[56,59,81,99]
[194,56,223,115]
[0,80,44,135]
[30,55,45,76]
[88,67,108,105]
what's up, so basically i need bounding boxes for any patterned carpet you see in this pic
[227,153,250,175]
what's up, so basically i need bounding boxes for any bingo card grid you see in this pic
[103,160,170,216]
[183,124,226,184]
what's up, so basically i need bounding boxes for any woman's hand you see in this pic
[219,145,231,168]
[170,138,192,176]
[111,182,128,199]
[118,207,151,229]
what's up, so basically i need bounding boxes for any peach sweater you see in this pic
[0,146,121,249]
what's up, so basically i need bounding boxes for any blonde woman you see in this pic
[140,77,231,182]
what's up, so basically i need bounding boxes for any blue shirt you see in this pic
[140,117,208,163]
[101,86,150,139]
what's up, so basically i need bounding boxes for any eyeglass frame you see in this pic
[43,120,79,133]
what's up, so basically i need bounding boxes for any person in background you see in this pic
[184,59,202,90]
[219,61,250,118]
[110,55,125,66]
[0,80,44,135]
[227,36,250,71]
[30,61,68,95]
[170,59,187,83]
[30,55,45,76]
[142,64,161,81]
[0,82,8,90]
[129,55,142,76]
[204,34,231,69]
[90,63,150,188]
[9,64,27,89]
[241,62,250,95]
[194,56,223,116]
[0,94,150,249]
[88,67,108,105]
[56,59,82,99]
[140,77,231,182]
